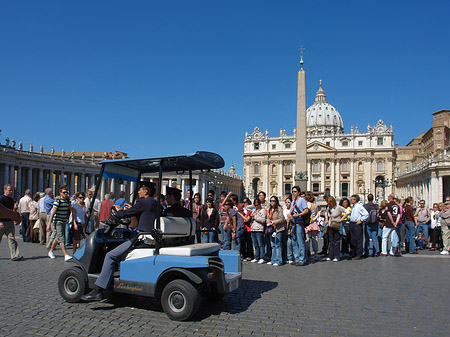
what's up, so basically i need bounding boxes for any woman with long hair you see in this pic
[29,193,40,243]
[429,202,441,251]
[325,196,349,261]
[72,191,88,254]
[192,193,203,243]
[266,196,284,266]
[250,198,266,263]
[339,197,352,258]
[239,198,254,261]
[305,191,320,261]
[200,197,218,243]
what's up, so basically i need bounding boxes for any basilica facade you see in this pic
[243,80,396,202]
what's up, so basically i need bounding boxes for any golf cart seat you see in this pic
[124,216,220,261]
[124,242,221,260]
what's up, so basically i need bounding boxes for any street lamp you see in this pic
[374,177,392,201]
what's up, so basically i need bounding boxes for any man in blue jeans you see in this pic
[290,187,309,266]
[415,200,431,245]
[363,194,379,257]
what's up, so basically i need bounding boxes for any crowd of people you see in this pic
[2,182,450,267]
[184,188,450,266]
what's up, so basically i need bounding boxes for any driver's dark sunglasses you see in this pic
[61,191,69,194]
[78,197,85,199]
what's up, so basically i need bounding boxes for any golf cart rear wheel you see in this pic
[58,267,86,303]
[161,279,200,321]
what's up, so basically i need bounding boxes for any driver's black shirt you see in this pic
[116,196,157,233]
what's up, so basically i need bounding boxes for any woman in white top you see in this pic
[72,192,88,254]
[429,203,440,251]
[29,193,40,243]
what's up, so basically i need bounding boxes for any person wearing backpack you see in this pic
[363,194,379,257]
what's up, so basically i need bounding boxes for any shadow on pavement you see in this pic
[89,278,278,320]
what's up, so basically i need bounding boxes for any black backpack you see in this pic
[365,203,379,224]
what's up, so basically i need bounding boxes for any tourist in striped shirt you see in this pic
[46,185,73,261]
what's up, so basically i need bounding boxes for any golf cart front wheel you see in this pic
[58,267,86,303]
[161,279,200,321]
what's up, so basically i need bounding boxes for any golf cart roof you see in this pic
[99,151,225,174]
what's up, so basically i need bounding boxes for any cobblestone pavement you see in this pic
[1,238,450,336]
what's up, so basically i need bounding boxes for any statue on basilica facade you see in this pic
[40,144,44,154]
[11,138,16,148]
[71,150,75,160]
[29,142,33,152]
[5,137,9,147]
[18,141,23,150]
[61,149,65,158]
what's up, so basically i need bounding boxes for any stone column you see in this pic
[350,159,355,196]
[330,160,335,197]
[81,173,86,192]
[100,178,106,201]
[278,161,283,197]
[320,160,325,193]
[49,170,54,192]
[4,164,9,187]
[9,165,15,188]
[27,167,33,193]
[263,160,269,194]
[70,172,75,194]
[307,160,312,191]
[336,160,340,196]
[38,169,43,192]
[16,166,22,197]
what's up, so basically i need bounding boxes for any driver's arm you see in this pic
[0,203,21,223]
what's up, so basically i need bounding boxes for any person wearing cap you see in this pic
[81,183,157,302]
[163,187,192,217]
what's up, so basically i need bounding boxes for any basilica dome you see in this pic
[306,81,344,133]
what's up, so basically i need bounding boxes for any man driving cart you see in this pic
[81,182,157,301]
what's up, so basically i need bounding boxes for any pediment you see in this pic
[306,141,336,152]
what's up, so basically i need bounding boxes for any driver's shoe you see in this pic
[81,288,104,302]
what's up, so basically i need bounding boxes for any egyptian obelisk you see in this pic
[295,47,307,191]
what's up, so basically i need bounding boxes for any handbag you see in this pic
[330,221,341,231]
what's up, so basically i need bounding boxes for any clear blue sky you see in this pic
[1,1,449,176]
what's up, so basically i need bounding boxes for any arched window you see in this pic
[358,162,363,172]
[254,164,259,174]
[285,162,291,173]
[313,161,319,172]
[342,161,348,171]
[377,161,383,171]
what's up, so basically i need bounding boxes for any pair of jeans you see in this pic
[220,223,231,250]
[404,221,416,253]
[232,227,244,252]
[286,235,294,261]
[382,227,396,255]
[365,223,379,256]
[65,222,72,246]
[270,231,283,265]
[263,233,271,261]
[20,212,31,242]
[201,231,215,243]
[292,223,306,263]
[416,222,429,242]
[251,232,265,260]
[350,222,363,258]
[328,227,341,260]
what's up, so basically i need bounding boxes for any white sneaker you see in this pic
[288,260,294,265]
[250,259,258,263]
[333,258,339,262]
[326,257,331,261]
[64,255,72,261]
[48,251,56,259]
[266,261,272,265]
[272,263,279,266]
[257,259,265,264]
[440,250,449,255]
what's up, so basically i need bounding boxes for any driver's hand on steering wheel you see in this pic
[114,205,121,211]
[124,203,132,209]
